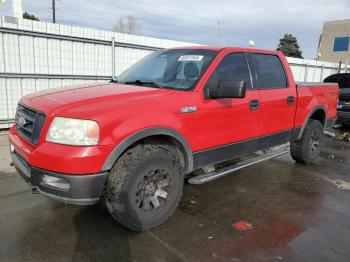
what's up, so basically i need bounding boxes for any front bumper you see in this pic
[10,149,108,205]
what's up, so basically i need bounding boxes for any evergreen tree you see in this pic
[23,12,39,21]
[278,34,303,58]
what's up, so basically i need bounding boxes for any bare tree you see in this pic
[126,16,138,34]
[115,17,125,33]
[113,15,140,34]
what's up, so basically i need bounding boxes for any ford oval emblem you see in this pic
[18,116,26,126]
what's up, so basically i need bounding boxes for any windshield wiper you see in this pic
[124,80,162,88]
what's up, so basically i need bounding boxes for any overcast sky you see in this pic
[0,0,349,58]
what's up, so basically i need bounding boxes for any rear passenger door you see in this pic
[250,53,297,136]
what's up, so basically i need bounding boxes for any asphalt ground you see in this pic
[1,128,350,262]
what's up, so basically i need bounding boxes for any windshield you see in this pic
[117,49,218,90]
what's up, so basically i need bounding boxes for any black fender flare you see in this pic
[102,127,193,173]
[292,105,327,141]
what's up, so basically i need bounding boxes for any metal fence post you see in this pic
[304,64,309,82]
[111,37,115,81]
[1,34,10,125]
[320,65,324,82]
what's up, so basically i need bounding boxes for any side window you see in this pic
[205,53,252,92]
[253,54,288,89]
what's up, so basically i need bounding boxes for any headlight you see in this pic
[46,117,99,146]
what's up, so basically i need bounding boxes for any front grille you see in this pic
[15,104,46,144]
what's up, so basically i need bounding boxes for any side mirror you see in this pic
[209,80,247,99]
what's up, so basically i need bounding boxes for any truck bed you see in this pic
[294,82,339,128]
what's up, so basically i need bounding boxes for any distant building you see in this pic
[318,19,350,64]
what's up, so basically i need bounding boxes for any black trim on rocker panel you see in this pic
[193,130,292,169]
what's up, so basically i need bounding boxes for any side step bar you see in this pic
[188,149,289,185]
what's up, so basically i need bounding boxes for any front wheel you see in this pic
[104,144,183,231]
[290,120,323,164]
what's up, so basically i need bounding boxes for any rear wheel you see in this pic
[104,144,183,231]
[291,120,323,164]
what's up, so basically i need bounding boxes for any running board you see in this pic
[188,149,289,185]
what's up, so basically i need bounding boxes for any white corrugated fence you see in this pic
[0,15,349,128]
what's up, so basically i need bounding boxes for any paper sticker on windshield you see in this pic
[178,55,203,62]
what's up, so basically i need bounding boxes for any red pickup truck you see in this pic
[9,47,338,231]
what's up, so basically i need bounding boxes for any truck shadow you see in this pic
[71,204,133,262]
[69,138,347,262]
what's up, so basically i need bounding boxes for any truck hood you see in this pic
[21,83,175,117]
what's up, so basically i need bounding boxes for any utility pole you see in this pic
[52,0,56,23]
[338,61,342,74]
[217,21,223,46]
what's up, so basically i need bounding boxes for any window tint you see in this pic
[205,53,252,91]
[253,54,288,89]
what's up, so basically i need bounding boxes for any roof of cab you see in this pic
[167,45,280,55]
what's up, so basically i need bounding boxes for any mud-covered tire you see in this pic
[104,144,183,231]
[291,120,323,164]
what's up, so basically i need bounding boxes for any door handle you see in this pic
[249,99,259,110]
[287,96,295,105]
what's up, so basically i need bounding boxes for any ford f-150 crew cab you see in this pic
[9,47,338,231]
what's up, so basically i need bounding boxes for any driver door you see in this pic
[195,52,260,166]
